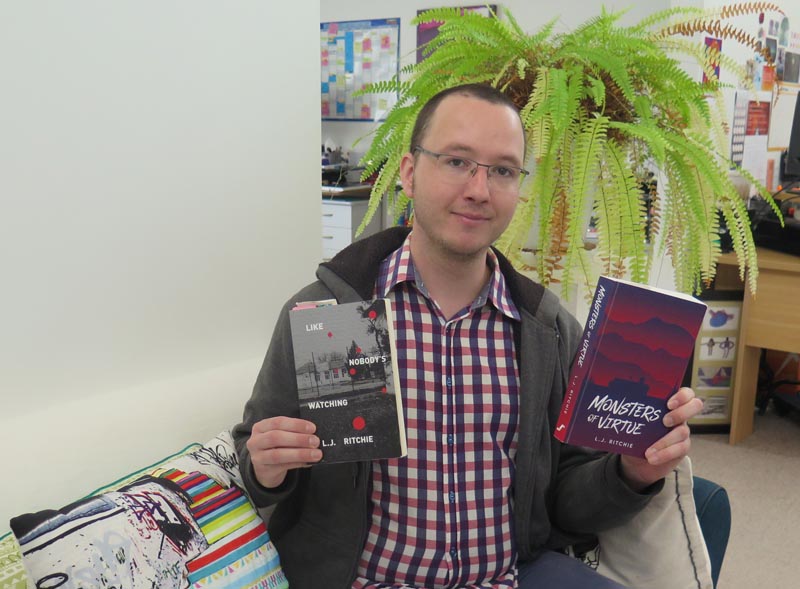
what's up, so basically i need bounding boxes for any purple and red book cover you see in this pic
[289,298,407,464]
[553,276,707,457]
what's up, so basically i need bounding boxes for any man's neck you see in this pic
[409,240,491,320]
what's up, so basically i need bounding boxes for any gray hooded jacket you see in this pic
[233,227,658,588]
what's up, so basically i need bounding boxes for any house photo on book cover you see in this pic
[289,298,407,464]
[554,276,707,457]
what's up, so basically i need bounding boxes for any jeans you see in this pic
[517,551,627,589]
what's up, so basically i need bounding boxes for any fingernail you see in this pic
[309,436,319,447]
[310,450,323,460]
[664,415,674,427]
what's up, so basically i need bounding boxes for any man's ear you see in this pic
[399,152,415,199]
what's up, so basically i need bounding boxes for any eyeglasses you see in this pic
[413,146,529,192]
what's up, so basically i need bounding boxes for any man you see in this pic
[233,84,703,588]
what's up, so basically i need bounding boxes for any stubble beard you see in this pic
[413,214,494,263]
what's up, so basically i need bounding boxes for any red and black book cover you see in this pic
[289,298,407,464]
[554,276,707,457]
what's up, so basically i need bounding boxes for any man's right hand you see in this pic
[246,416,323,489]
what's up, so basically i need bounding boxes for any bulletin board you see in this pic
[320,18,400,121]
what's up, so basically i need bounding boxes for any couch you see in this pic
[1,422,730,589]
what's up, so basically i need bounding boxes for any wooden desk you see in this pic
[717,248,800,443]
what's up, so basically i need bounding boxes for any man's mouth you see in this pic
[455,211,490,222]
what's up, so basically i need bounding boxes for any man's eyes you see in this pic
[444,157,469,169]
[492,166,516,178]
[440,157,519,179]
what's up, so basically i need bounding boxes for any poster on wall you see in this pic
[321,18,400,121]
[730,90,771,185]
[703,36,722,83]
[768,85,800,151]
[415,5,497,63]
[687,291,744,428]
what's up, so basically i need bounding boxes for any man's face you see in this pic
[400,94,525,261]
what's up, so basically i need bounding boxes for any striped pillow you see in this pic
[10,430,288,589]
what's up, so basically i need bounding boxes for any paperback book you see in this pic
[289,298,407,464]
[554,276,707,457]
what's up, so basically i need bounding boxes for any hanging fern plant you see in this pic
[356,3,785,297]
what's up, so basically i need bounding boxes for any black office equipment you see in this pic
[783,91,800,183]
[749,193,800,256]
[748,92,800,256]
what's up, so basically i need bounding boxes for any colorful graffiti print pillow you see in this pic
[10,430,288,589]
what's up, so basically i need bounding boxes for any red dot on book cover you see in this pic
[349,368,356,376]
[368,310,377,320]
[353,416,366,430]
[381,386,387,393]
[356,347,362,354]
[327,331,333,338]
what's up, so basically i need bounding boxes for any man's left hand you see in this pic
[620,387,704,492]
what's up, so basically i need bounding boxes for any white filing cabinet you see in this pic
[321,198,382,260]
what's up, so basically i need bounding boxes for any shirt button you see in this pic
[447,434,454,445]
[446,377,452,387]
[450,547,457,556]
[449,491,455,503]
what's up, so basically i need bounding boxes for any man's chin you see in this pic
[438,237,494,260]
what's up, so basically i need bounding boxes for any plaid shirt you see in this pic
[353,235,521,589]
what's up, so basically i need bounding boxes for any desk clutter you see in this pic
[748,183,800,256]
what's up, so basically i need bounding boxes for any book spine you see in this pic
[554,277,617,442]
[383,299,407,455]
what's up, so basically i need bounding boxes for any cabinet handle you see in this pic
[322,213,334,217]
[322,235,334,240]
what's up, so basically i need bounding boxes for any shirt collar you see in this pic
[377,233,520,321]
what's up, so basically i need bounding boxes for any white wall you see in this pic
[0,2,320,530]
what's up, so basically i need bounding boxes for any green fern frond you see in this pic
[521,68,562,159]
[634,6,707,31]
[357,157,401,236]
[355,78,405,97]
[608,120,668,166]
[357,4,781,295]
[561,114,609,288]
[411,7,463,26]
[591,141,647,281]
[559,45,636,104]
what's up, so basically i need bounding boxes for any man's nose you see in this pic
[465,164,492,200]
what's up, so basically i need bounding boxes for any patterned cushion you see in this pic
[570,457,713,589]
[0,443,202,589]
[9,430,287,589]
[0,533,27,589]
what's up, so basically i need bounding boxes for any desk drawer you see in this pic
[322,201,365,229]
[321,226,352,252]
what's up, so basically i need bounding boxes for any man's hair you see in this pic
[409,83,523,151]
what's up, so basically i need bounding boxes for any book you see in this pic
[553,276,707,457]
[288,298,407,463]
